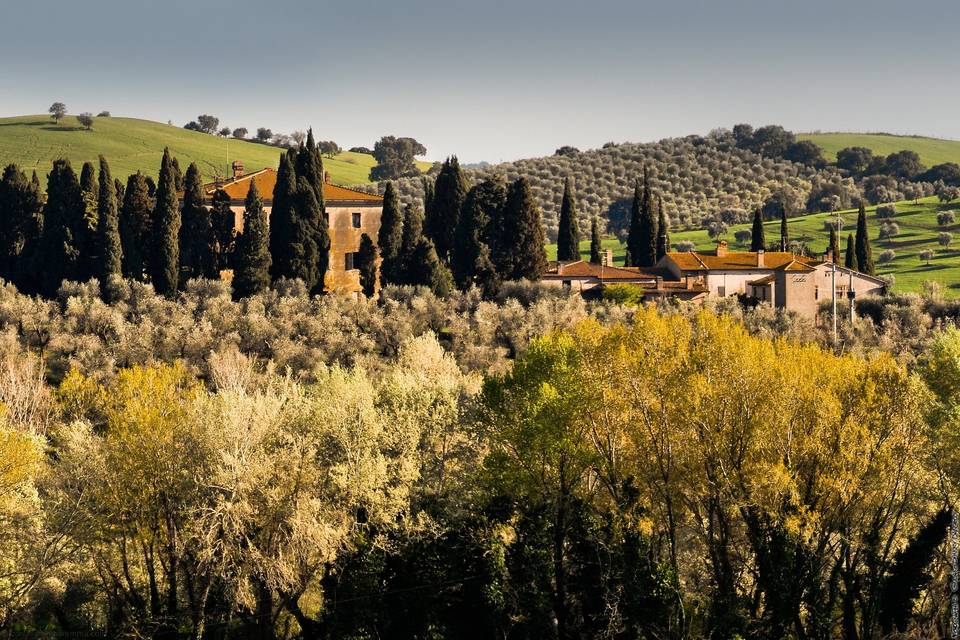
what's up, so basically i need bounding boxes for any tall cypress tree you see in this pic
[297,129,325,209]
[422,177,435,228]
[119,172,153,280]
[656,195,669,261]
[590,217,602,264]
[232,180,272,299]
[77,161,99,281]
[828,227,840,263]
[0,164,42,285]
[356,233,378,298]
[95,155,122,287]
[269,150,298,282]
[855,203,874,274]
[750,208,766,251]
[288,177,327,294]
[780,205,789,252]
[625,180,642,266]
[377,181,404,284]
[210,189,236,271]
[149,148,181,295]
[636,167,658,267]
[452,183,499,295]
[497,177,548,281]
[170,157,184,193]
[409,237,452,297]
[37,159,85,295]
[556,177,580,261]
[396,204,424,285]
[845,233,858,270]
[179,163,215,282]
[426,156,469,262]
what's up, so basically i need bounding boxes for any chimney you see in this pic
[231,160,244,179]
[602,248,613,266]
[323,170,331,183]
[757,249,765,268]
[824,249,833,263]
[716,240,729,257]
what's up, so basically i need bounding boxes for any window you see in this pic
[718,286,726,297]
[814,286,819,300]
[344,252,355,270]
[352,212,361,228]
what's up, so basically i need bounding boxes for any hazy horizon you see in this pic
[2,0,958,164]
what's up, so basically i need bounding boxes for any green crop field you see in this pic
[0,114,429,186]
[549,197,960,296]
[798,132,960,167]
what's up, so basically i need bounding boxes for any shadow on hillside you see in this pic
[0,120,48,127]
[40,126,87,132]
[903,263,952,274]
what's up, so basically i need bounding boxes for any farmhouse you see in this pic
[204,162,383,294]
[543,260,709,301]
[656,240,887,317]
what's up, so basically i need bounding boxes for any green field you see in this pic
[549,197,960,296]
[799,132,960,167]
[0,114,428,185]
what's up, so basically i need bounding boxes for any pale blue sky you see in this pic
[1,0,957,163]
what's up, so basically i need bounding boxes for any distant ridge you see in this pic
[798,132,960,167]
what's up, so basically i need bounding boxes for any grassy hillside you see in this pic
[548,196,960,297]
[799,132,960,167]
[0,114,427,185]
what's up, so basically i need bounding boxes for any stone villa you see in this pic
[204,162,383,294]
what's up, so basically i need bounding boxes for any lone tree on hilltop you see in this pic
[256,128,273,143]
[232,128,248,139]
[48,102,66,123]
[370,136,426,181]
[556,177,580,261]
[77,113,94,130]
[196,114,220,135]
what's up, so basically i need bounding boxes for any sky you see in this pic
[1,0,958,164]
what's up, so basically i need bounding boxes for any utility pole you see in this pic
[952,508,958,640]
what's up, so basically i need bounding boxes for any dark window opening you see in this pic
[352,212,361,228]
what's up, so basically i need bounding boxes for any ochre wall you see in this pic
[229,202,383,294]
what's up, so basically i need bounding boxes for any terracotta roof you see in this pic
[545,261,657,281]
[204,169,383,203]
[747,274,776,285]
[666,250,816,271]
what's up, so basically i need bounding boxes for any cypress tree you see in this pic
[232,180,272,299]
[149,148,181,295]
[170,157,184,193]
[556,176,580,261]
[780,205,789,252]
[396,204,424,285]
[37,159,85,295]
[589,217,602,264]
[497,177,548,281]
[422,177,435,226]
[625,180,642,266]
[0,164,42,284]
[828,227,840,263]
[179,163,216,282]
[845,234,858,271]
[426,156,469,262]
[750,208,766,251]
[297,129,325,210]
[95,155,122,287]
[119,172,153,280]
[77,161,99,281]
[656,195,669,261]
[114,178,124,206]
[855,203,874,274]
[452,183,499,296]
[409,237,452,296]
[269,150,298,281]
[356,233,378,298]
[377,181,404,284]
[210,188,236,271]
[636,167,658,267]
[288,177,328,294]
[80,161,98,199]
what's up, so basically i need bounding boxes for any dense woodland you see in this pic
[0,129,958,639]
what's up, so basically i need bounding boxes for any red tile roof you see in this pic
[666,250,815,272]
[545,261,657,281]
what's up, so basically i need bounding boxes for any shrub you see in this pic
[879,222,900,241]
[919,249,935,265]
[938,211,956,226]
[674,240,696,252]
[733,229,752,245]
[939,232,953,249]
[879,249,896,263]
[876,203,897,218]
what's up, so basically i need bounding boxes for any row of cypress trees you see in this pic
[624,167,671,268]
[378,156,552,298]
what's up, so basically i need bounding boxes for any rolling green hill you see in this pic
[0,114,427,185]
[549,196,960,297]
[798,132,960,167]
